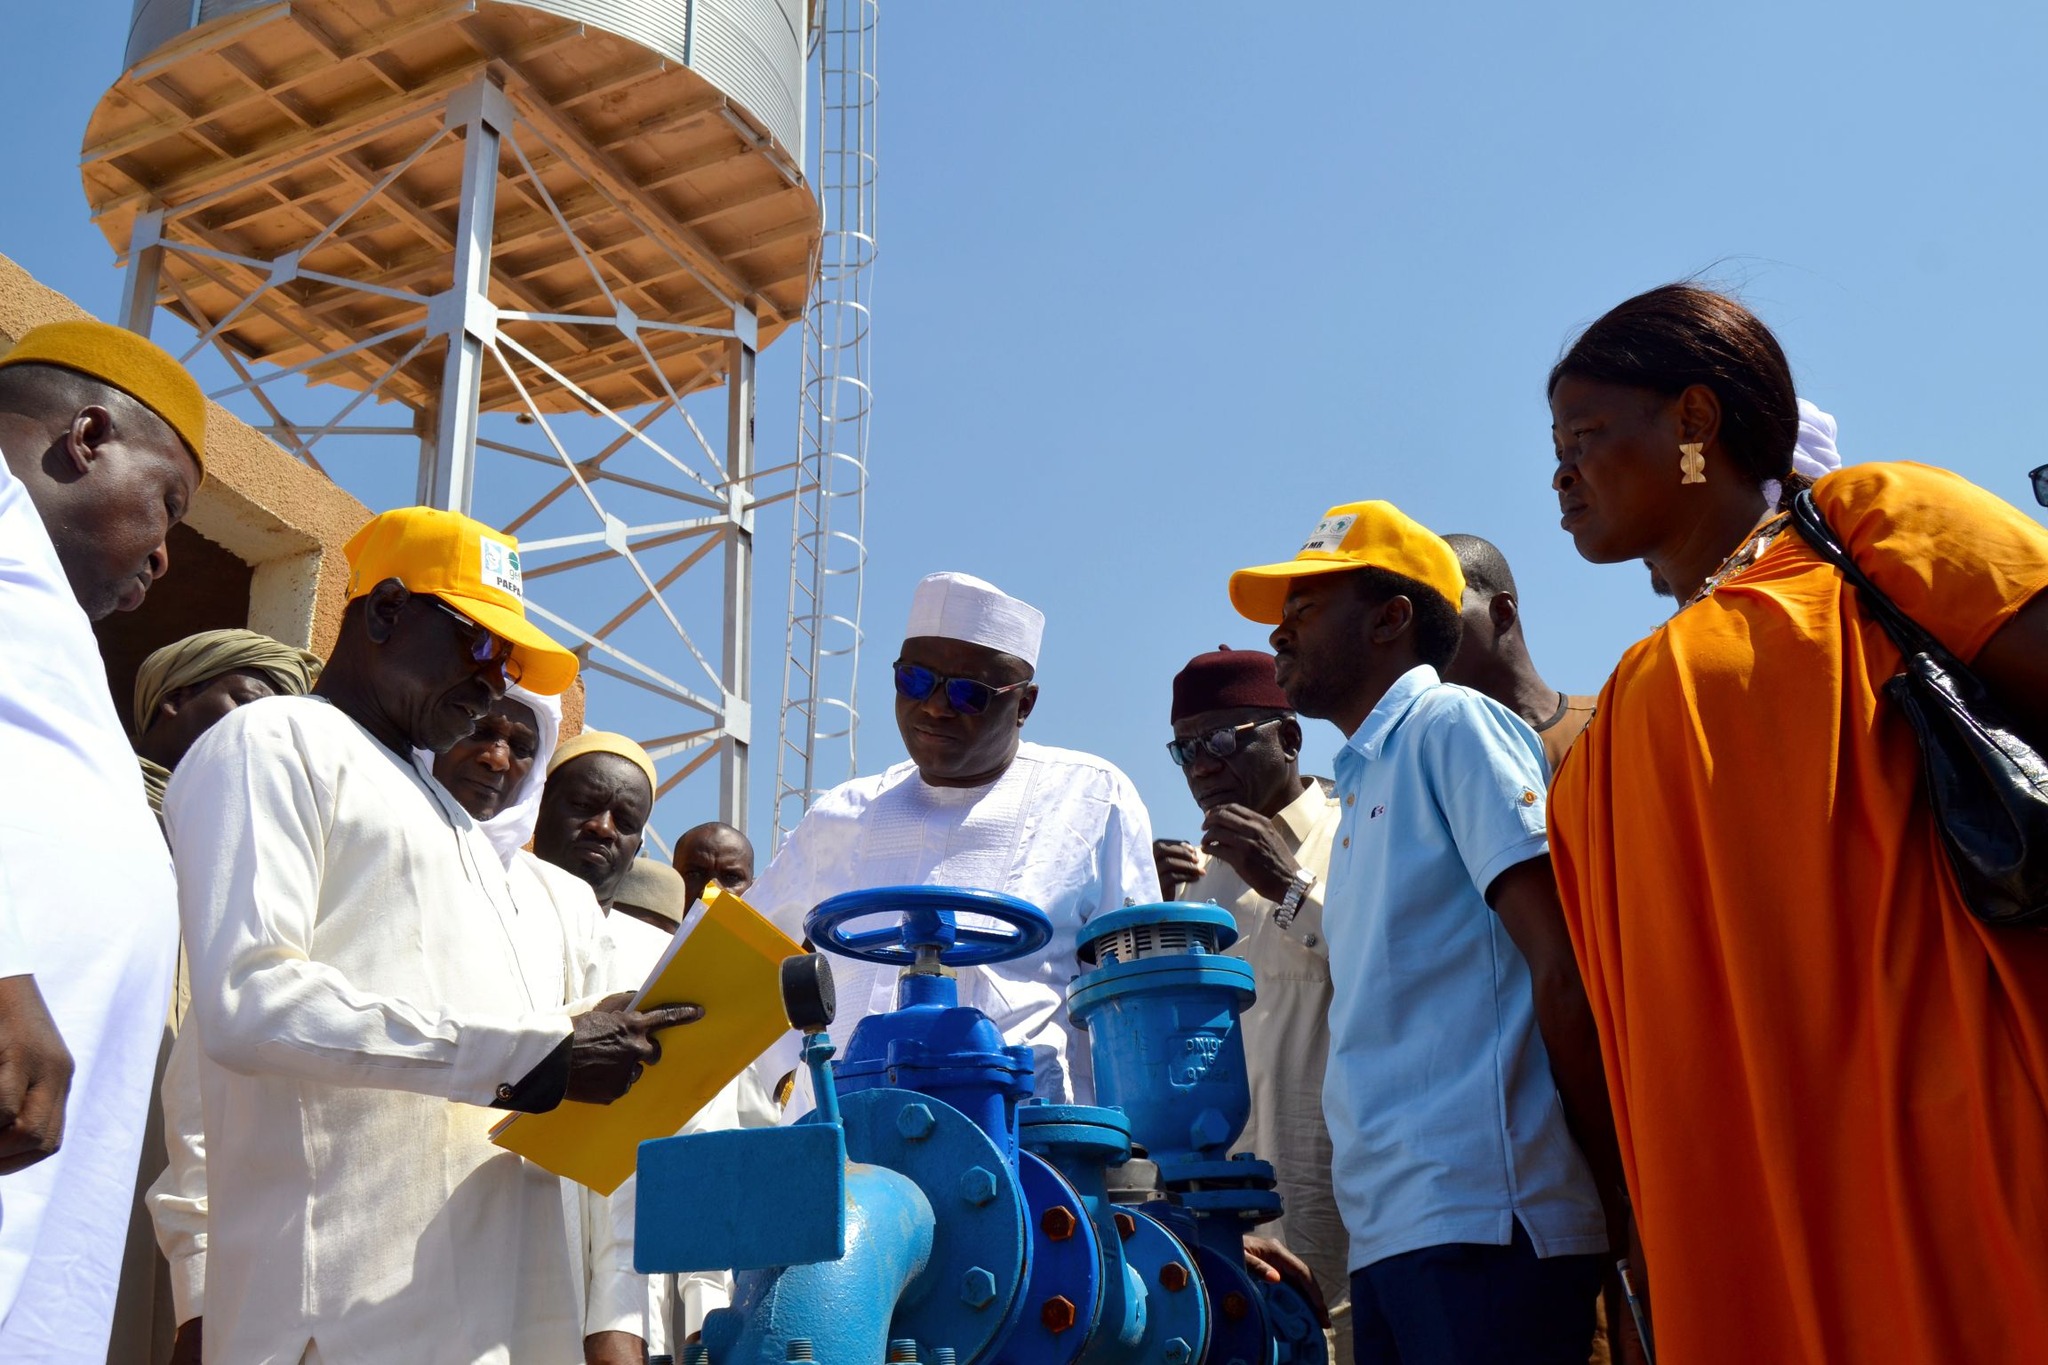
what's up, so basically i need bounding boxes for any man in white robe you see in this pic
[750,572,1160,1109]
[0,321,205,1361]
[151,684,654,1364]
[534,734,779,1360]
[168,507,700,1364]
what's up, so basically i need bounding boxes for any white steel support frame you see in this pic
[423,80,507,514]
[773,0,876,843]
[118,72,775,842]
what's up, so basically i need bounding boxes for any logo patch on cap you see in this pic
[480,538,523,599]
[1300,513,1357,554]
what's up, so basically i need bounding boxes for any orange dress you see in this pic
[1549,463,2048,1364]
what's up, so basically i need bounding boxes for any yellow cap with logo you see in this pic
[343,507,579,696]
[1229,500,1465,625]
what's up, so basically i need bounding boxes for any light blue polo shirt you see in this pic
[1324,665,1606,1271]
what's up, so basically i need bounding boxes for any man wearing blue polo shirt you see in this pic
[1228,502,1632,1365]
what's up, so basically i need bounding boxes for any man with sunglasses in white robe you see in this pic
[749,571,1159,1110]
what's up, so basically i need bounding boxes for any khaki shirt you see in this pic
[1181,778,1348,1358]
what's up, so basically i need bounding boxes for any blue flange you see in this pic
[1188,1241,1272,1365]
[838,1085,1032,1364]
[1259,1279,1329,1365]
[1119,1207,1211,1365]
[988,1149,1102,1365]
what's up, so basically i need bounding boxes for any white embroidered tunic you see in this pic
[748,742,1160,1107]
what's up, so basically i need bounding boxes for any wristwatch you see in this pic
[1275,868,1316,928]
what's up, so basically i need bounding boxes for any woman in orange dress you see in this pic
[1544,283,2048,1364]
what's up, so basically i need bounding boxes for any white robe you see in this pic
[148,691,649,1348]
[596,910,780,1352]
[0,452,180,1361]
[748,741,1160,1109]
[166,696,598,1365]
[148,854,647,1347]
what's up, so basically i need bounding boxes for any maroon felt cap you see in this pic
[1170,646,1292,722]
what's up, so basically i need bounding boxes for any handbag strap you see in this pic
[1788,490,1951,664]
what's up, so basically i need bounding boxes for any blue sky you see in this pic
[6,2,2045,851]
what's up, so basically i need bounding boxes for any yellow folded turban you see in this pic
[548,729,659,795]
[0,320,208,469]
[133,628,323,740]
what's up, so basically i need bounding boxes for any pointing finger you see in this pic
[641,1004,703,1033]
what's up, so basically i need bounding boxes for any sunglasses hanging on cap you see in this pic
[427,597,522,683]
[892,662,1030,716]
[1166,715,1285,768]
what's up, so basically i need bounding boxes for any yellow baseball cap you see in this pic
[344,507,579,696]
[0,320,208,470]
[1229,501,1465,625]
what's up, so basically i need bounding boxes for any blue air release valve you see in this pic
[806,885,1055,967]
[637,889,1326,1365]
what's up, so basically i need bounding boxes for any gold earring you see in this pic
[1679,442,1706,484]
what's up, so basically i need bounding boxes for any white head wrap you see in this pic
[904,571,1045,669]
[1763,398,1845,511]
[1794,399,1842,481]
[417,683,562,868]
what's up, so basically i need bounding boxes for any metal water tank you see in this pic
[84,0,819,412]
[119,1,806,160]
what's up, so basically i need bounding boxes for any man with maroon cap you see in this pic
[1154,647,1348,1361]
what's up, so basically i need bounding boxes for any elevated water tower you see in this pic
[83,0,822,836]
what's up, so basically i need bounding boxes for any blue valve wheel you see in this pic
[806,885,1054,967]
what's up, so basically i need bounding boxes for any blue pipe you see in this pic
[702,1162,937,1365]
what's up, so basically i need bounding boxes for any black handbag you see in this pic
[1790,490,2048,927]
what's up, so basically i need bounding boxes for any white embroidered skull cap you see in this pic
[904,571,1045,669]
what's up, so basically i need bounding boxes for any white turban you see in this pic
[1794,399,1842,481]
[904,571,1045,669]
[417,683,562,868]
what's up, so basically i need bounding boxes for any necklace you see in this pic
[1681,511,1791,608]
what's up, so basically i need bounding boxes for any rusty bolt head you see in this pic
[959,1266,998,1310]
[1222,1291,1250,1320]
[1113,1210,1137,1241]
[896,1103,936,1141]
[1039,1296,1077,1333]
[1158,1261,1190,1293]
[1040,1205,1078,1241]
[958,1166,998,1207]
[1163,1337,1193,1365]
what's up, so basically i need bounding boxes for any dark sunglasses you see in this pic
[428,597,522,683]
[892,662,1030,716]
[2031,463,2047,509]
[1166,715,1284,768]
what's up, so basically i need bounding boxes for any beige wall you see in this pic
[0,250,368,657]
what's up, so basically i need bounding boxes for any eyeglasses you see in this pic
[1166,715,1285,768]
[2031,463,2048,509]
[427,597,522,683]
[892,662,1031,716]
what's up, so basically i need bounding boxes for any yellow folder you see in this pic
[491,884,800,1194]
